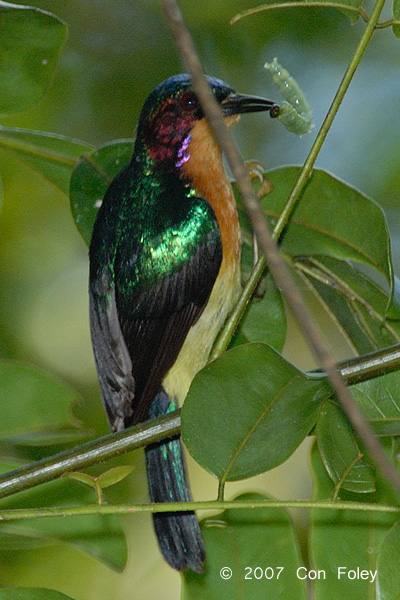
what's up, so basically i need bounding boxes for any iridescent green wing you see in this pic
[90,189,222,429]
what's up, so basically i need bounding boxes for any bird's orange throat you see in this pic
[180,117,241,266]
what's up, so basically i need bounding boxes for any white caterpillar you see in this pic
[265,58,312,135]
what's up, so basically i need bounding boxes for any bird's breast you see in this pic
[180,117,241,268]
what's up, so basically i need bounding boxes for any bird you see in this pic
[89,73,276,572]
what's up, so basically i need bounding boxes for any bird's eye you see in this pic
[180,92,199,112]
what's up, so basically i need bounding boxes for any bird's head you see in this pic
[135,74,277,171]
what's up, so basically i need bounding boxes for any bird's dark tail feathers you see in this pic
[145,390,206,572]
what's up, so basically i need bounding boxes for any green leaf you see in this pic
[70,139,134,245]
[393,0,400,37]
[0,127,93,194]
[0,361,85,447]
[62,471,97,489]
[97,465,134,488]
[294,255,400,354]
[351,370,400,436]
[0,2,67,113]
[64,466,134,491]
[183,493,307,600]
[236,268,287,351]
[316,399,375,494]
[237,168,395,314]
[321,0,363,23]
[268,169,391,277]
[310,441,398,600]
[0,589,76,600]
[182,343,330,481]
[376,520,400,599]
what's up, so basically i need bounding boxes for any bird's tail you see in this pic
[145,390,206,572]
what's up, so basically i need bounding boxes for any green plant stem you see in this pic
[376,18,400,28]
[0,499,399,522]
[0,412,180,500]
[230,2,368,25]
[210,254,266,360]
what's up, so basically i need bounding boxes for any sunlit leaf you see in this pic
[316,399,375,494]
[231,0,363,26]
[97,465,134,488]
[266,168,391,278]
[70,139,134,245]
[182,343,330,480]
[0,127,93,194]
[183,493,307,600]
[62,471,97,489]
[0,2,67,113]
[321,0,363,23]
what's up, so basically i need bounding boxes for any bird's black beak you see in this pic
[222,93,279,117]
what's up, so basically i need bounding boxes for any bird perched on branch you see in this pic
[89,74,276,572]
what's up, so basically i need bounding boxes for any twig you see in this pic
[0,499,400,522]
[0,412,180,499]
[0,344,399,500]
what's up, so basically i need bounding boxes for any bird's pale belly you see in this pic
[163,250,241,403]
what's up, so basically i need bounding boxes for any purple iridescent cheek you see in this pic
[175,134,192,168]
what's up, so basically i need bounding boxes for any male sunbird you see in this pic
[89,74,276,572]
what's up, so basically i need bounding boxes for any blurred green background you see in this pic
[0,1,399,598]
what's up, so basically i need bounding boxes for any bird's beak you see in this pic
[221,93,278,117]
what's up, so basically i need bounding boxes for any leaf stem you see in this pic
[210,254,267,360]
[0,498,399,522]
[375,18,400,28]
